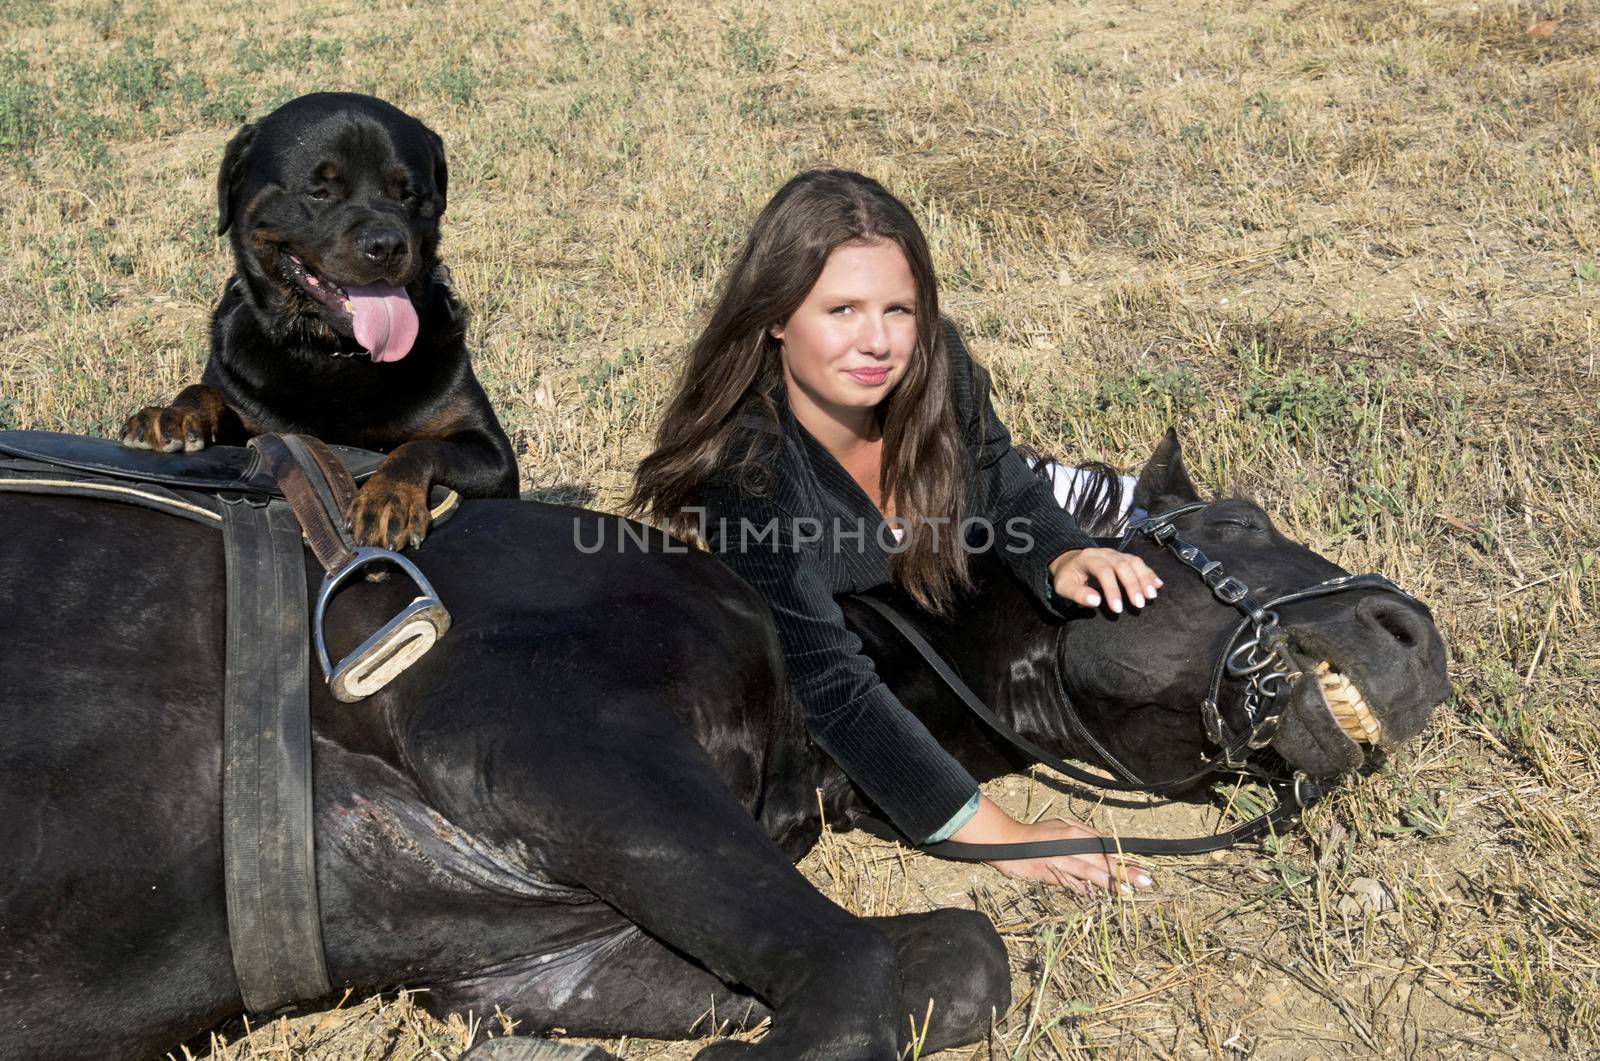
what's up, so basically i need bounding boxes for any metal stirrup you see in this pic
[313,547,451,702]
[248,433,453,703]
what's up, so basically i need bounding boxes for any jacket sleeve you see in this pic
[701,478,980,843]
[944,320,1097,617]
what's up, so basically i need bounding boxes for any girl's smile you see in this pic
[846,366,891,386]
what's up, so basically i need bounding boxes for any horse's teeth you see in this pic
[1313,661,1382,744]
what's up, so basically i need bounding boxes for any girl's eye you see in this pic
[830,305,853,315]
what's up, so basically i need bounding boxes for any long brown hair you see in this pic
[628,169,970,613]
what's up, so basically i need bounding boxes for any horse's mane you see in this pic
[1014,446,1131,538]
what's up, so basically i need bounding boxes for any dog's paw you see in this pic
[346,475,431,551]
[121,406,212,453]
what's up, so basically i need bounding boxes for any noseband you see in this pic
[1076,500,1418,787]
[851,499,1421,860]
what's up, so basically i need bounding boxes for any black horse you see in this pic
[0,432,1448,1060]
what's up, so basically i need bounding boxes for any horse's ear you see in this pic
[216,122,258,236]
[1132,427,1199,510]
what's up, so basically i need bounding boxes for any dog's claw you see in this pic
[122,405,214,454]
[346,475,430,552]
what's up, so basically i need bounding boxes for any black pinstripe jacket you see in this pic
[701,321,1096,841]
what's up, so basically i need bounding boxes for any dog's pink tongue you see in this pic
[347,285,419,363]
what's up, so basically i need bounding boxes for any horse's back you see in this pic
[390,499,808,820]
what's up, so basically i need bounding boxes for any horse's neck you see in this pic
[923,572,1087,769]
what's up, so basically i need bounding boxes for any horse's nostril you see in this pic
[1359,597,1422,648]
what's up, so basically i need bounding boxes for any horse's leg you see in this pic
[426,908,1005,1056]
[405,683,1005,1060]
[422,920,773,1041]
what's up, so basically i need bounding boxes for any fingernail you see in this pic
[1111,598,1123,614]
[1156,578,1166,587]
[1132,593,1145,608]
[1086,592,1101,607]
[1120,882,1134,896]
[1137,872,1152,886]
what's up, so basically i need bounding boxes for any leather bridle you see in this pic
[851,499,1420,860]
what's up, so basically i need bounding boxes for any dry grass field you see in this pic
[3,0,1599,1057]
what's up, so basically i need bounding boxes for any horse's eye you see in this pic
[1216,518,1259,532]
[306,188,331,202]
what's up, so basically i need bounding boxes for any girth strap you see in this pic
[221,497,332,1012]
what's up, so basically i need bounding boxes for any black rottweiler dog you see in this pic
[122,92,517,548]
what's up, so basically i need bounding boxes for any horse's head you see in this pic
[1045,430,1451,787]
[853,430,1453,799]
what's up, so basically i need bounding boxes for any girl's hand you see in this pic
[1049,547,1162,614]
[949,796,1153,895]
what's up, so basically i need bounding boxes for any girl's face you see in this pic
[772,239,918,437]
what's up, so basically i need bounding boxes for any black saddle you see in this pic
[0,429,456,516]
[0,429,386,496]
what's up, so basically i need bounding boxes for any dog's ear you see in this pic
[424,125,448,215]
[216,122,258,237]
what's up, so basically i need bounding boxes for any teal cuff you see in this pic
[923,791,981,844]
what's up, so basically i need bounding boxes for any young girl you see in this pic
[630,170,1160,894]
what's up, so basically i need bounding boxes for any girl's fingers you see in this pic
[1061,856,1137,895]
[1075,580,1101,608]
[1132,557,1162,599]
[1063,568,1102,609]
[992,852,1152,895]
[984,812,1156,894]
[1116,559,1150,608]
[1091,562,1124,613]
[1049,864,1095,895]
[1055,549,1164,612]
[1116,858,1153,889]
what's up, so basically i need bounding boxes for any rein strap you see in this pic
[846,594,1316,859]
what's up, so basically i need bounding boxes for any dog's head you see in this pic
[218,93,450,363]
